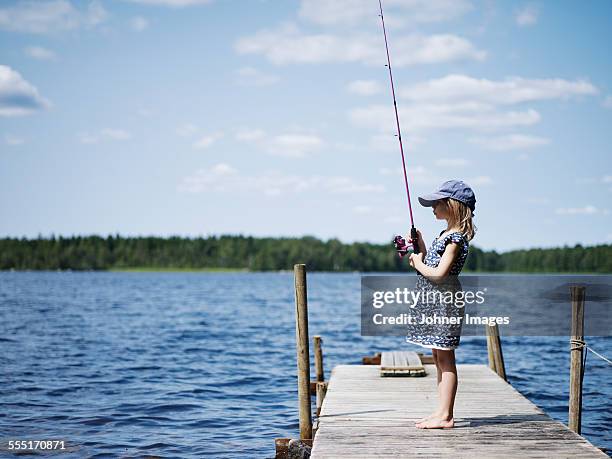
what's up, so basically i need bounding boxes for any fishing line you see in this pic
[377,0,421,256]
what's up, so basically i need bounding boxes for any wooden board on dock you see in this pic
[311,364,607,458]
[380,351,425,377]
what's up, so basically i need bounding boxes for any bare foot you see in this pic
[415,416,454,429]
[415,412,440,424]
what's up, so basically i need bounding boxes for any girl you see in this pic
[405,179,476,429]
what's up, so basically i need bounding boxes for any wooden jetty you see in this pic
[274,266,607,458]
[310,363,607,458]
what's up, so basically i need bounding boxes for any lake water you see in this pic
[1,272,610,458]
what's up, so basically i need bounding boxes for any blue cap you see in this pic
[418,179,476,213]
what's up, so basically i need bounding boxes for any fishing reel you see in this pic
[393,235,412,258]
[393,227,421,258]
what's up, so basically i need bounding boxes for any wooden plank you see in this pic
[311,364,607,458]
[380,351,425,377]
[380,351,394,369]
[380,351,423,369]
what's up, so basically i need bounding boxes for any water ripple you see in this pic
[0,271,610,458]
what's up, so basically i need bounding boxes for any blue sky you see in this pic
[1,0,611,252]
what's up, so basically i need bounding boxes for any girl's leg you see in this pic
[434,349,442,386]
[415,349,443,423]
[416,349,456,429]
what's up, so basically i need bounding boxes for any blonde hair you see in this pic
[443,198,476,241]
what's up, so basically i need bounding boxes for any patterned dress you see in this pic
[405,230,470,350]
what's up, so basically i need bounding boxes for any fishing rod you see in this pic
[378,0,421,257]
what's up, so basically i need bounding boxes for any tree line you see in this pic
[0,234,610,273]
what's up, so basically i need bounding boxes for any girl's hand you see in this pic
[409,252,424,269]
[407,229,426,254]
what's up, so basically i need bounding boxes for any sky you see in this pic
[1,0,611,252]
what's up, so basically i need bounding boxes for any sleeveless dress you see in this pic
[405,230,470,350]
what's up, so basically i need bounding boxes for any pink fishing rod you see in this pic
[378,0,421,256]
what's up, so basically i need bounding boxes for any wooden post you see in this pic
[314,335,324,382]
[486,330,496,373]
[316,381,328,417]
[294,264,312,440]
[569,285,586,434]
[486,323,506,381]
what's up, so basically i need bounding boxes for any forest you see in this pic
[1,234,610,273]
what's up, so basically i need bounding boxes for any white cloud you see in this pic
[298,0,472,27]
[78,133,98,144]
[235,67,279,86]
[515,5,538,27]
[368,133,425,152]
[350,74,597,135]
[380,165,441,185]
[176,123,198,137]
[210,163,236,176]
[527,197,550,204]
[87,1,106,26]
[555,205,601,215]
[435,158,469,167]
[469,134,550,151]
[575,177,597,185]
[126,0,212,6]
[400,74,598,105]
[370,134,399,153]
[267,134,323,158]
[575,175,612,185]
[353,205,372,214]
[235,128,266,142]
[25,45,56,60]
[379,167,400,176]
[131,16,149,31]
[78,128,131,143]
[347,80,381,96]
[384,215,404,224]
[467,175,493,186]
[5,134,25,146]
[0,65,50,117]
[101,128,131,140]
[193,132,222,149]
[603,95,612,109]
[350,103,540,133]
[235,23,485,66]
[379,164,491,187]
[235,128,323,158]
[0,1,107,34]
[178,164,385,195]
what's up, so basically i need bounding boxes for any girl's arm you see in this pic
[409,242,459,282]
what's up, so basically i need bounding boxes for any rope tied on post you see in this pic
[570,338,612,366]
[569,338,586,351]
[586,346,612,366]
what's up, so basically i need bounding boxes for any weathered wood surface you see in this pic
[293,264,312,440]
[569,285,586,433]
[311,364,607,458]
[380,351,425,377]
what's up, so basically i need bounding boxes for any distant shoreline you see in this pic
[108,267,249,273]
[1,235,610,273]
[0,268,608,275]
